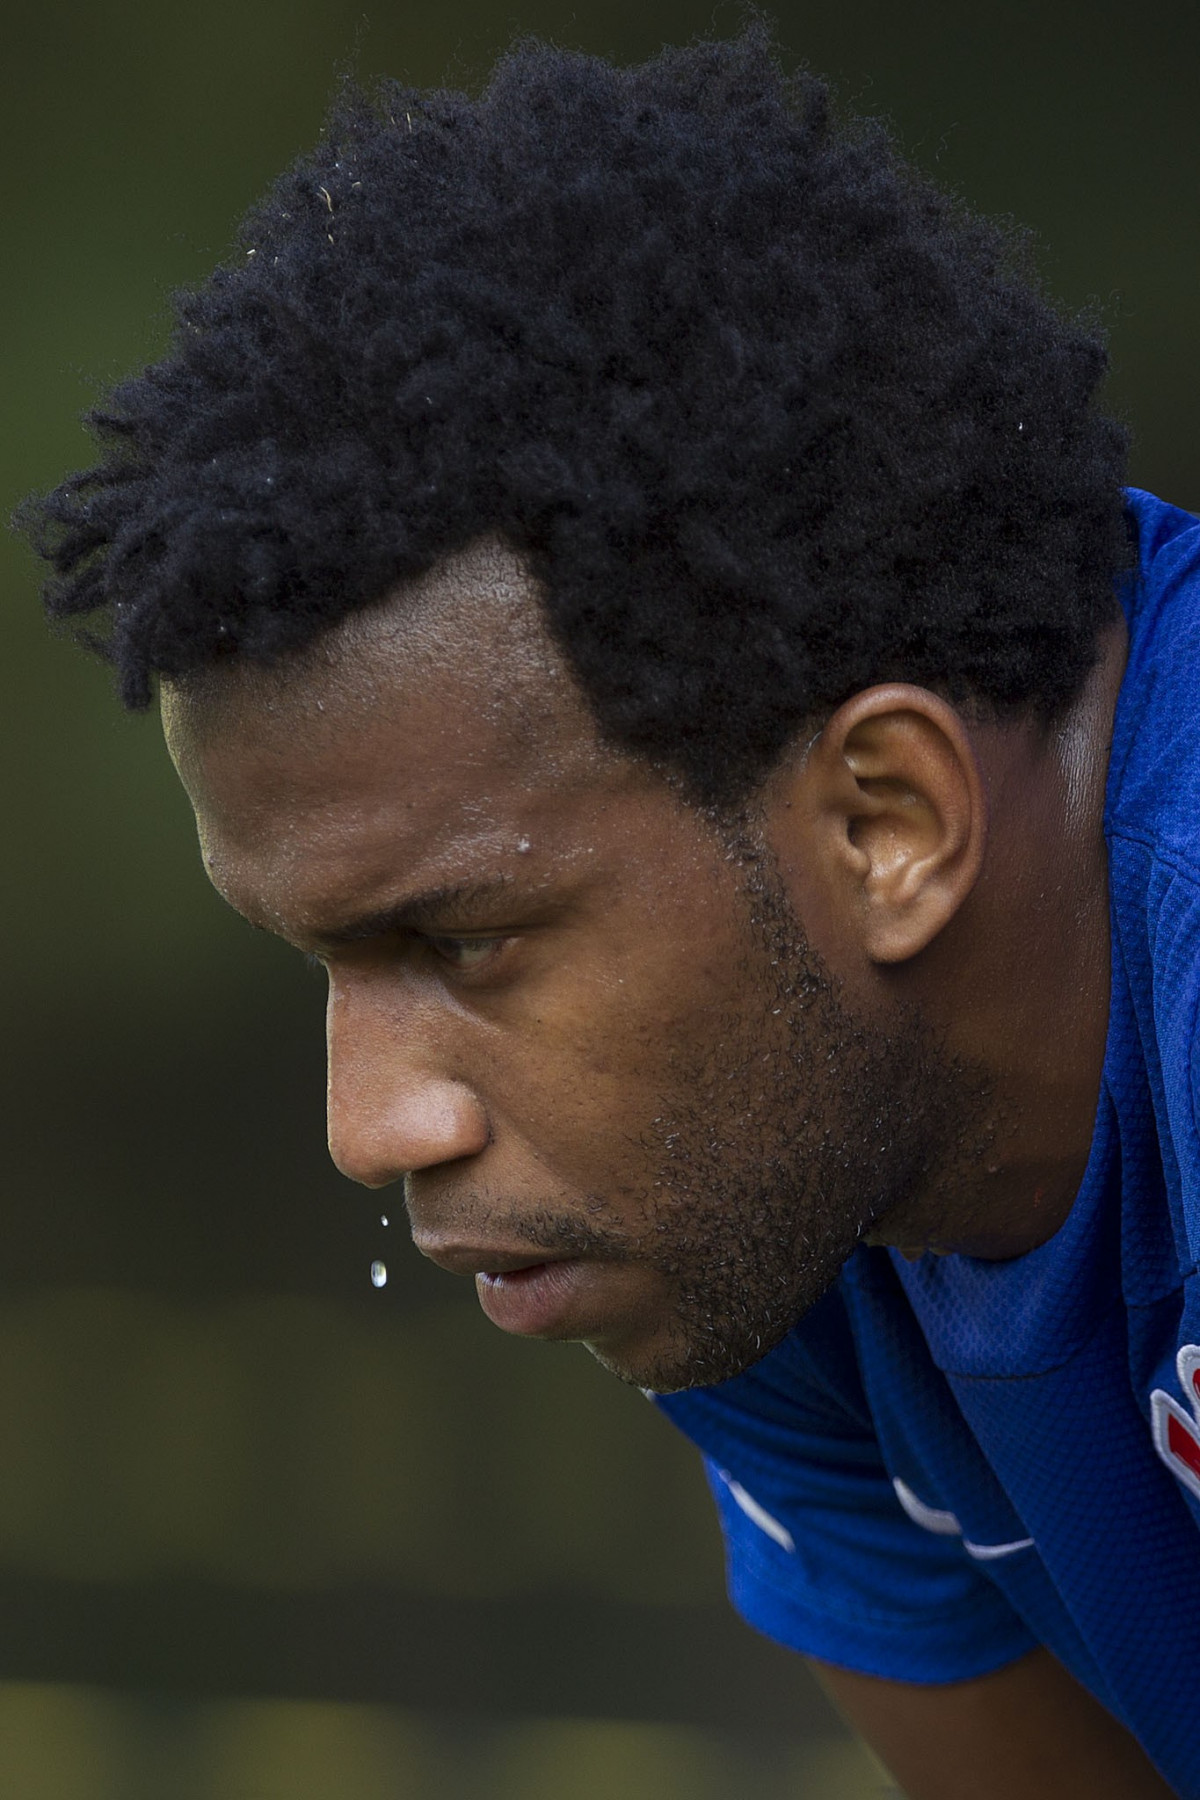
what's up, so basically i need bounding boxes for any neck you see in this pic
[873,615,1129,1261]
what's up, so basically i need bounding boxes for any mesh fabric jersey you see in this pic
[656,488,1200,1798]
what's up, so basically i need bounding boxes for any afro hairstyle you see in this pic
[24,28,1131,806]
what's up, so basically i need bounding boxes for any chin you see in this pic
[582,1326,687,1393]
[582,1322,768,1395]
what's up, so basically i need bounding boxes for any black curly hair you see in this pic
[23,29,1130,806]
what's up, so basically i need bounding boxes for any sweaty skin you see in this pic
[163,540,1171,1800]
[162,537,1124,1390]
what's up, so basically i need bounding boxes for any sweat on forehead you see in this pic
[162,536,599,758]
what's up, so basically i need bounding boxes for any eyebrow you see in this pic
[306,876,519,950]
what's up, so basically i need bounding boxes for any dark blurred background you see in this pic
[3,2,1196,1794]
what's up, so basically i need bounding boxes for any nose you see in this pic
[325,976,491,1188]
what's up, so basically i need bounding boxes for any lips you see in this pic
[413,1235,571,1279]
[474,1258,594,1337]
[412,1231,650,1343]
[411,1234,584,1332]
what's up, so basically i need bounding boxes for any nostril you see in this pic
[325,1115,402,1188]
[326,1081,490,1185]
[326,1135,385,1188]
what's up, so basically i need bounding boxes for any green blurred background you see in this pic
[3,2,1196,1794]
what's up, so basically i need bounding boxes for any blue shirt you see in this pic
[656,489,1200,1797]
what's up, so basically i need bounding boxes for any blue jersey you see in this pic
[656,489,1200,1797]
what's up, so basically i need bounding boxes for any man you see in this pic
[23,31,1198,1797]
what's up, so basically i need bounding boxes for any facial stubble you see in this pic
[429,848,993,1395]
[591,856,990,1391]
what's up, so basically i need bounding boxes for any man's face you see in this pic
[165,541,968,1391]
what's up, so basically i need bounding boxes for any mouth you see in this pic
[413,1233,640,1341]
[411,1234,585,1334]
[412,1235,573,1279]
[410,1220,663,1346]
[474,1258,599,1337]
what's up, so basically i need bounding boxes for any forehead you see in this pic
[169,536,590,754]
[161,540,654,932]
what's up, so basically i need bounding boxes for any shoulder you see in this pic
[1105,490,1200,1025]
[1102,496,1200,1267]
[1107,489,1200,877]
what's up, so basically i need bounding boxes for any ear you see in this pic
[795,685,988,965]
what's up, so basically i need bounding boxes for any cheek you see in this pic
[519,916,738,1078]
[476,938,746,1184]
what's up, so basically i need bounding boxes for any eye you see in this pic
[424,935,505,973]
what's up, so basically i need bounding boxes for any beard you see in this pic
[588,847,992,1391]
[409,838,993,1394]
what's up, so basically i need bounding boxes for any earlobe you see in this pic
[815,686,988,965]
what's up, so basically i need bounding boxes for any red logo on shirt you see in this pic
[1151,1345,1200,1504]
